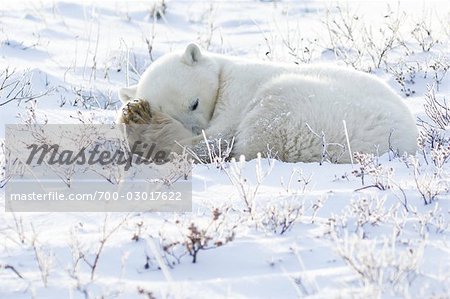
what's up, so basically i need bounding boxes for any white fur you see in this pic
[119,44,418,162]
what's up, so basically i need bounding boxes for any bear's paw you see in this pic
[120,99,153,125]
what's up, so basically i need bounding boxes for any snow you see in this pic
[1,0,450,298]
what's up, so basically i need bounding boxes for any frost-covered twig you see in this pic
[0,263,24,279]
[0,68,53,106]
[305,123,345,164]
[225,154,274,215]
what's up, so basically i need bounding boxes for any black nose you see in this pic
[190,98,199,111]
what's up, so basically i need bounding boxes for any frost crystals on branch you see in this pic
[0,68,53,107]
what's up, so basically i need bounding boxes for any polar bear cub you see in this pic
[118,43,418,163]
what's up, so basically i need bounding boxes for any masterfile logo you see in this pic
[4,124,192,212]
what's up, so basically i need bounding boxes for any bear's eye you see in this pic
[190,98,199,111]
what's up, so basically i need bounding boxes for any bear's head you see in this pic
[119,43,220,135]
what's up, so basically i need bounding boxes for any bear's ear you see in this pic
[182,43,202,65]
[118,85,138,102]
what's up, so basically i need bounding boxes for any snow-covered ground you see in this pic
[1,0,450,298]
